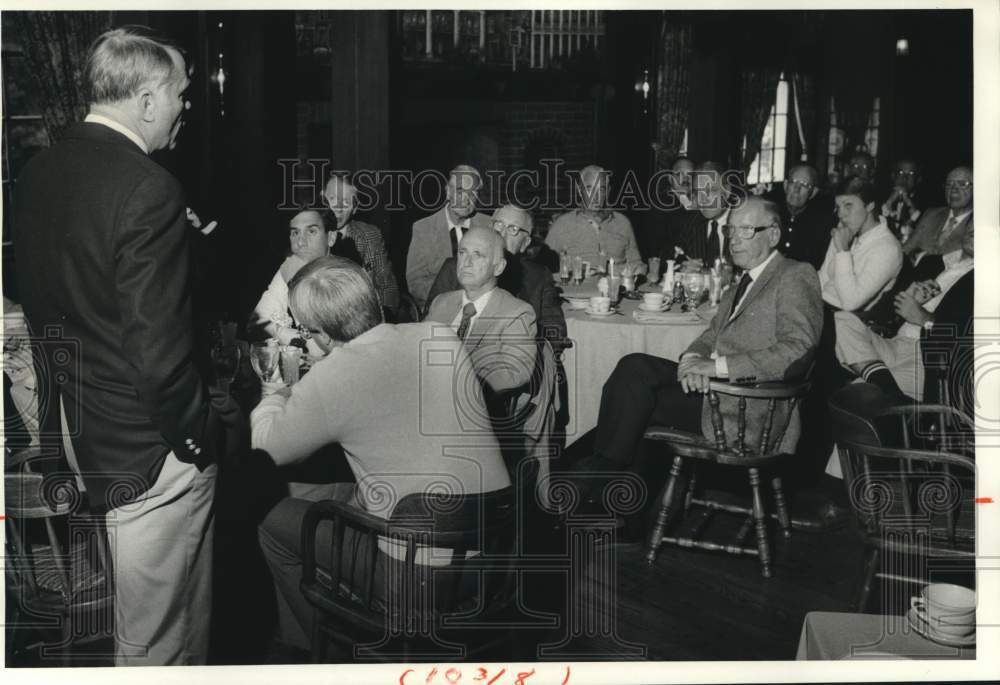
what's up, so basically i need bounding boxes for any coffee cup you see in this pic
[589,296,611,313]
[643,292,665,309]
[911,583,976,638]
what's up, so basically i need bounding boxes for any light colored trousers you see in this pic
[105,451,217,665]
[833,310,924,400]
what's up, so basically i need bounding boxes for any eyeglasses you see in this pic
[722,224,776,240]
[943,181,972,190]
[296,324,322,341]
[492,219,530,236]
[786,179,814,192]
[894,170,919,177]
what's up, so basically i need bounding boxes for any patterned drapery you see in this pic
[10,12,112,142]
[739,68,781,171]
[655,17,693,165]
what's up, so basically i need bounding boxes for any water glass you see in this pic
[280,345,303,385]
[211,343,241,391]
[250,341,280,384]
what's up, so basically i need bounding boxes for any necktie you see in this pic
[707,220,721,262]
[938,216,959,245]
[456,302,477,341]
[450,226,464,257]
[729,272,753,319]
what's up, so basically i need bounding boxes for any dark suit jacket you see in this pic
[13,122,226,510]
[921,270,974,414]
[424,251,569,353]
[686,253,824,453]
[777,195,836,269]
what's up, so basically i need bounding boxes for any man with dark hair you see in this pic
[253,256,510,651]
[13,26,239,664]
[882,158,924,240]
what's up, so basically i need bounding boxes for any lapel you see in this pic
[724,253,784,329]
[465,288,503,348]
[433,207,452,258]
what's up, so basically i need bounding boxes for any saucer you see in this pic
[585,307,616,317]
[907,607,976,647]
[638,302,670,312]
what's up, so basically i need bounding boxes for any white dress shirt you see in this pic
[450,287,495,333]
[84,113,148,154]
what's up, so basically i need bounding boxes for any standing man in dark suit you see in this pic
[405,164,492,311]
[425,204,569,355]
[13,27,236,665]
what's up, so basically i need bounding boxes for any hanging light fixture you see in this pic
[895,37,909,56]
[635,68,651,115]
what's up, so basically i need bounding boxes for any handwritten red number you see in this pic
[400,669,414,685]
[445,668,462,684]
[514,668,535,685]
[487,668,506,685]
[473,668,489,682]
[425,667,438,684]
[561,666,571,685]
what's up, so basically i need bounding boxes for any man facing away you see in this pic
[406,164,492,311]
[13,26,240,665]
[253,257,510,650]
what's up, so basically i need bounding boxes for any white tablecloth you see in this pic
[560,296,708,446]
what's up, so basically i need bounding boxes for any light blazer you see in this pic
[902,206,972,257]
[685,252,824,453]
[426,287,537,394]
[406,207,492,310]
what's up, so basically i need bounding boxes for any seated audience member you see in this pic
[834,226,973,400]
[901,165,973,264]
[818,177,903,313]
[426,227,537,396]
[881,158,924,240]
[769,164,835,269]
[406,164,492,311]
[426,204,569,355]
[253,209,337,344]
[322,174,399,316]
[544,164,647,276]
[253,257,510,651]
[577,197,823,489]
[644,156,702,263]
[844,151,875,183]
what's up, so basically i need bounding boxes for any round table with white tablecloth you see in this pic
[557,280,710,446]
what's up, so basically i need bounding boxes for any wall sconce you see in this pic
[895,37,909,56]
[635,68,651,115]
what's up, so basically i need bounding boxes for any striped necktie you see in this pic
[456,302,477,340]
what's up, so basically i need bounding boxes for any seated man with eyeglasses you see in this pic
[881,158,924,241]
[571,197,823,524]
[766,163,835,269]
[425,204,569,355]
[901,166,973,267]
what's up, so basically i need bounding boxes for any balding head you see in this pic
[578,164,610,210]
[446,164,482,220]
[456,227,507,299]
[783,164,819,211]
[944,166,973,212]
[492,204,533,254]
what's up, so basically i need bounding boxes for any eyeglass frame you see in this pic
[722,223,778,240]
[492,219,531,236]
[943,180,973,190]
[785,179,815,192]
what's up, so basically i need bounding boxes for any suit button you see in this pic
[194,448,202,456]
[185,438,193,445]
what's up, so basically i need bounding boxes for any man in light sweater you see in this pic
[818,177,903,313]
[252,256,509,651]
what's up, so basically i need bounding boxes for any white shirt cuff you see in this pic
[715,356,729,378]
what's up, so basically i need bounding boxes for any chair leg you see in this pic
[853,547,880,613]
[645,456,684,565]
[684,465,697,515]
[748,468,772,578]
[770,474,791,540]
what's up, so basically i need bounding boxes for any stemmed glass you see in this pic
[249,341,280,386]
[682,272,705,312]
[211,342,242,393]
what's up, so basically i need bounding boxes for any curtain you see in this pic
[655,17,693,165]
[790,70,817,162]
[11,12,112,142]
[739,67,781,171]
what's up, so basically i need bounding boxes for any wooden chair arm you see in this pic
[841,441,976,471]
[707,379,811,400]
[5,446,49,471]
